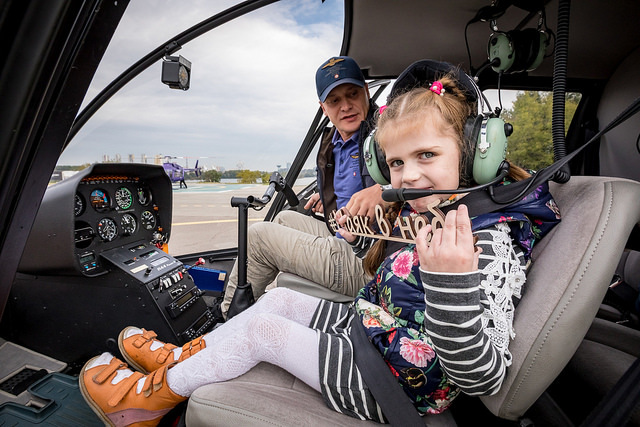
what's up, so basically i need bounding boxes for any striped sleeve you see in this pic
[419,226,524,396]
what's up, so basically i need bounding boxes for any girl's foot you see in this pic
[79,352,186,426]
[118,327,206,374]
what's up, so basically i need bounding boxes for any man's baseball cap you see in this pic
[315,56,365,102]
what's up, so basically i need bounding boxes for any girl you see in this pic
[79,68,560,426]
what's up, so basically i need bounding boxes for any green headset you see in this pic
[363,59,511,186]
[487,27,550,74]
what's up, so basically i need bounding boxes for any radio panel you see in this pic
[100,244,213,344]
[101,242,181,284]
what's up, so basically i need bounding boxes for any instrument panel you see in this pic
[75,176,158,244]
[74,174,169,274]
[19,163,172,277]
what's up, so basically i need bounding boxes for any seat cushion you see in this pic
[186,362,457,426]
[550,318,640,425]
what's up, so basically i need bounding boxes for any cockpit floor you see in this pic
[0,371,101,425]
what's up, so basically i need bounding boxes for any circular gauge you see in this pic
[74,193,85,216]
[137,187,152,206]
[90,189,110,211]
[140,210,156,230]
[97,218,118,242]
[120,213,137,236]
[115,187,133,210]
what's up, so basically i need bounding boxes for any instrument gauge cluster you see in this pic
[72,173,167,261]
[18,164,172,277]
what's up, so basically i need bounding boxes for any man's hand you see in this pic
[304,193,324,214]
[344,185,386,221]
[416,204,481,273]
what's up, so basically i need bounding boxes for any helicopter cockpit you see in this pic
[4,163,216,363]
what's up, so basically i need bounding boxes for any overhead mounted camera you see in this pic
[161,55,191,90]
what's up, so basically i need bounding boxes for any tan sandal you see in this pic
[118,327,206,374]
[79,353,186,426]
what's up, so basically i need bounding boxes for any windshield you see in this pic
[58,0,344,255]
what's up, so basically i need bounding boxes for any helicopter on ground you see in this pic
[162,156,202,189]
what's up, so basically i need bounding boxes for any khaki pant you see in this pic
[221,210,371,317]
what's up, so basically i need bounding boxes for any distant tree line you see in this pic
[501,91,580,171]
[201,168,316,183]
[57,164,91,171]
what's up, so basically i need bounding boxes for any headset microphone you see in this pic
[382,164,509,203]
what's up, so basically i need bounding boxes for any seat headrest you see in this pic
[617,250,640,291]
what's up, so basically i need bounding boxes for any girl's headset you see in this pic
[363,59,511,186]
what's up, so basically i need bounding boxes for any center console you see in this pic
[101,242,217,342]
[4,244,216,362]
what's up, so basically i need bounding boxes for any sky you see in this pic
[60,0,345,172]
[59,0,516,173]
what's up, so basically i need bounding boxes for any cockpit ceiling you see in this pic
[342,0,640,81]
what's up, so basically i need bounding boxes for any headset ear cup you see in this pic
[507,28,547,73]
[376,142,390,184]
[472,117,508,184]
[528,30,549,71]
[488,32,515,72]
[363,130,390,185]
[463,115,483,183]
[515,29,535,72]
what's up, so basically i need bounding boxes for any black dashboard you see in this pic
[9,164,218,358]
[19,163,172,276]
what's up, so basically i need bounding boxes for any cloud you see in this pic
[62,0,343,171]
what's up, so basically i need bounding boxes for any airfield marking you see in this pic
[172,218,264,226]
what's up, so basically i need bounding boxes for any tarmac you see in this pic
[166,181,307,256]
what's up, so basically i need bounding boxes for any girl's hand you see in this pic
[416,204,481,273]
[335,207,357,243]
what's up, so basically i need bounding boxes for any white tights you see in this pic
[167,287,322,396]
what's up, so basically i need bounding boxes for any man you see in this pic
[220,56,384,318]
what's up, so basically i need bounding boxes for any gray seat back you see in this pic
[480,176,640,420]
[597,46,640,181]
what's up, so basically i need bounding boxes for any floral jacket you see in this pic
[353,182,561,415]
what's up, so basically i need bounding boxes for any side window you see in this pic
[484,90,582,171]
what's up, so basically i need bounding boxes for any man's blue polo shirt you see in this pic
[332,129,363,210]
